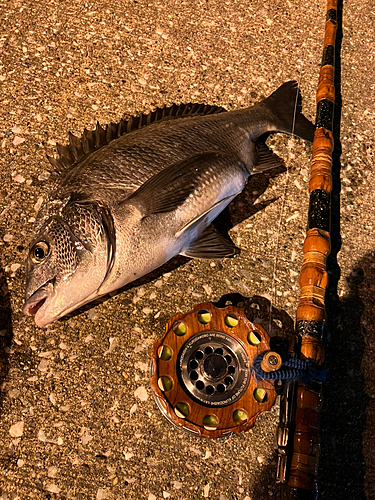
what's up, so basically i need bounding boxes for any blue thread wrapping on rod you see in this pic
[252,352,327,383]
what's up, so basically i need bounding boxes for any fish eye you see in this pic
[30,241,50,263]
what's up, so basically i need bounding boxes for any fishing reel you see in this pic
[150,302,284,438]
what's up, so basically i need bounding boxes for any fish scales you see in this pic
[58,115,253,200]
[23,81,315,327]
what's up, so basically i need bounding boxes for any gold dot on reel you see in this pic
[149,302,278,438]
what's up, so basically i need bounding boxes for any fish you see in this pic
[23,81,314,327]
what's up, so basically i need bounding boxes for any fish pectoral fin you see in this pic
[176,193,237,237]
[252,140,285,174]
[180,225,238,260]
[123,151,223,216]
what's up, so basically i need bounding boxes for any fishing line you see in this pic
[267,66,307,335]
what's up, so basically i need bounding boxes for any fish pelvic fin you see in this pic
[181,225,238,259]
[262,81,315,142]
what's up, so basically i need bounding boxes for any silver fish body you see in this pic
[24,81,314,327]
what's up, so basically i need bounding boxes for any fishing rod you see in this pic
[149,0,337,493]
[278,0,338,494]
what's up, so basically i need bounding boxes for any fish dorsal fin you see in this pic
[47,103,226,175]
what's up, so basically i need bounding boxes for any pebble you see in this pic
[81,433,93,445]
[104,337,118,355]
[135,361,149,373]
[3,234,13,242]
[9,421,24,438]
[38,429,47,442]
[203,484,210,497]
[34,197,44,212]
[13,137,25,146]
[148,494,157,500]
[133,338,152,353]
[130,403,138,415]
[87,308,97,320]
[96,488,107,500]
[45,483,61,494]
[134,386,148,402]
[13,174,26,184]
[10,264,20,272]
[285,212,299,223]
[38,360,48,372]
[47,465,58,478]
[38,351,53,358]
[38,171,51,181]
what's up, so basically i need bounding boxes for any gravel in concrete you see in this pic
[0,0,374,499]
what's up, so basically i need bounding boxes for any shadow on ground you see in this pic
[318,3,371,494]
[0,262,13,410]
[318,3,371,498]
[319,256,370,500]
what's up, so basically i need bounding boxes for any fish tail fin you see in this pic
[262,81,315,142]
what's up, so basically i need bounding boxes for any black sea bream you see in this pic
[23,81,314,327]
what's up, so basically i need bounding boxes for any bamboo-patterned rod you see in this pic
[287,0,337,493]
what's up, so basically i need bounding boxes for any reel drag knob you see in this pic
[150,303,277,438]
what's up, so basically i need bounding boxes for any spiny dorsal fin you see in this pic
[47,102,226,175]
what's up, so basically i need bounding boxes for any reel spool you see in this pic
[150,302,280,438]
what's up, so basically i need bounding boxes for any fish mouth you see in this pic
[23,282,54,328]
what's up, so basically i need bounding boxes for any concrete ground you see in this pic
[0,0,374,498]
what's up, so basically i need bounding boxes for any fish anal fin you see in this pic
[252,141,285,174]
[181,225,238,260]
